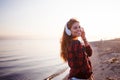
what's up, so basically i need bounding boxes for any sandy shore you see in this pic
[91,38,120,80]
[52,38,120,80]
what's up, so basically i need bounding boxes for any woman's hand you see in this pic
[80,27,86,39]
[80,27,89,46]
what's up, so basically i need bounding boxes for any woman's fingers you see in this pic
[80,27,86,39]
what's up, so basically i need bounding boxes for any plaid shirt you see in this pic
[67,40,92,79]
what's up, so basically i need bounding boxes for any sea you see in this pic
[0,39,68,80]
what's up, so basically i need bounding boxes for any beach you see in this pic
[53,38,120,80]
[90,39,120,80]
[0,39,120,80]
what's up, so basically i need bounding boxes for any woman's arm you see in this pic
[82,38,89,46]
[85,45,92,57]
[80,28,92,56]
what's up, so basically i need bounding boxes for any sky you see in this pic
[0,0,120,41]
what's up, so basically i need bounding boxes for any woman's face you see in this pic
[70,22,81,37]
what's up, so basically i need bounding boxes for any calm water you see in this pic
[0,39,67,80]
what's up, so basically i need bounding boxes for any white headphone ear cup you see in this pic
[65,26,71,36]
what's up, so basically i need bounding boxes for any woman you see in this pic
[60,18,93,80]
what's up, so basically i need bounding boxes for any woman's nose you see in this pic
[77,28,81,31]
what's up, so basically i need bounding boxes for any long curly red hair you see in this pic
[60,18,79,61]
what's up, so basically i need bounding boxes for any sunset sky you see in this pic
[0,0,120,41]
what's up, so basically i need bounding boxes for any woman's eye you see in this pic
[74,27,77,29]
[73,26,80,29]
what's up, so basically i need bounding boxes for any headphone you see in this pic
[65,24,71,36]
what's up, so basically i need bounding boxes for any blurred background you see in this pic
[0,0,120,41]
[0,0,120,80]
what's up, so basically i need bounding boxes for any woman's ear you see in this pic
[65,25,71,36]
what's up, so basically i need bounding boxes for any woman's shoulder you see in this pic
[71,40,80,44]
[71,40,81,47]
